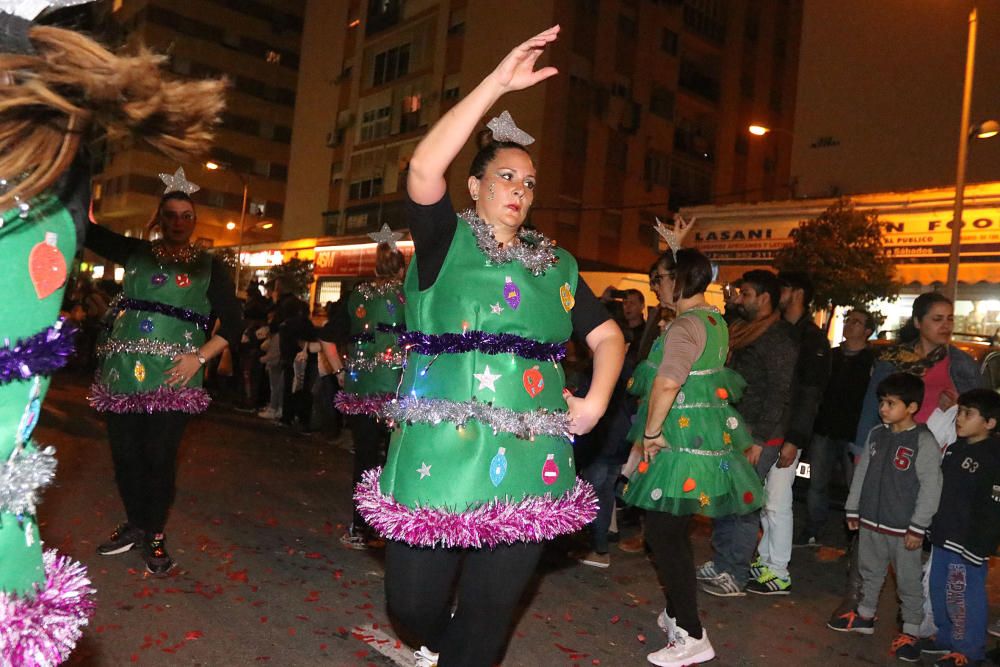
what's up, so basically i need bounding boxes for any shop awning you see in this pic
[714,263,1000,288]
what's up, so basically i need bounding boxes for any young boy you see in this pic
[923,388,1000,666]
[828,372,943,663]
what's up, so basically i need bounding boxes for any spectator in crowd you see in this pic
[278,296,317,432]
[795,308,876,548]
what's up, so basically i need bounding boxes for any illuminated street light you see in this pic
[748,124,770,136]
[974,119,999,139]
[225,221,236,230]
[260,222,274,230]
[205,161,221,171]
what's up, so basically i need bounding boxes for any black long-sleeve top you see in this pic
[784,315,832,452]
[84,223,243,346]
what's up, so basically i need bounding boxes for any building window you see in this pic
[265,50,282,65]
[448,8,465,35]
[649,85,674,120]
[443,86,460,101]
[644,150,669,187]
[360,105,391,142]
[372,43,410,86]
[400,95,422,133]
[607,135,628,173]
[349,177,383,201]
[253,159,271,178]
[661,29,678,55]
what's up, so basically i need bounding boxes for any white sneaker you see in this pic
[647,627,715,667]
[695,560,719,581]
[414,645,439,667]
[656,608,678,643]
[257,407,281,420]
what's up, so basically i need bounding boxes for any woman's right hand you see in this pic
[489,25,561,93]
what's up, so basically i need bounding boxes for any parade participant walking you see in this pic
[0,4,225,659]
[354,26,624,667]
[88,173,242,576]
[623,240,764,667]
[333,238,406,549]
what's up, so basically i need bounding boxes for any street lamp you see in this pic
[205,160,249,295]
[747,124,796,197]
[748,124,771,136]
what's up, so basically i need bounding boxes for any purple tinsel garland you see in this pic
[355,467,598,548]
[88,382,211,414]
[115,297,211,331]
[334,392,393,417]
[0,319,76,385]
[388,327,567,362]
[0,549,95,666]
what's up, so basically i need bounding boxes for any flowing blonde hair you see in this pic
[0,25,226,209]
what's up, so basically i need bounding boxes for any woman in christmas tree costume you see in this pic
[354,26,624,667]
[334,239,407,548]
[622,242,764,667]
[0,4,225,662]
[87,178,242,576]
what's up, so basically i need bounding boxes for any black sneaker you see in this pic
[891,633,921,662]
[916,637,949,656]
[143,533,175,576]
[827,609,875,634]
[97,523,143,556]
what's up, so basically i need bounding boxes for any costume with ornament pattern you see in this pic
[334,272,406,536]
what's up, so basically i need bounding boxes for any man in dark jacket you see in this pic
[738,273,831,595]
[796,308,876,548]
[699,270,799,597]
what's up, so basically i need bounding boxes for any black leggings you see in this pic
[347,414,389,530]
[105,411,190,534]
[644,511,703,639]
[385,540,542,667]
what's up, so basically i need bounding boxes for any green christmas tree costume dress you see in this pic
[0,191,95,663]
[623,309,763,517]
[355,211,597,548]
[89,247,211,413]
[334,279,406,416]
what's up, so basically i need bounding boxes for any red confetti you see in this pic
[184,631,203,641]
[610,615,620,624]
[227,569,248,583]
[260,617,268,623]
[637,633,647,644]
[288,628,296,636]
[305,552,323,559]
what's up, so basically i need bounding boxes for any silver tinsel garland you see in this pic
[96,338,197,359]
[382,396,572,442]
[460,209,559,276]
[347,349,407,373]
[355,279,404,301]
[0,444,57,517]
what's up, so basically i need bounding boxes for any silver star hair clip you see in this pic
[0,0,94,19]
[487,111,535,146]
[654,214,695,258]
[159,167,201,195]
[368,223,405,250]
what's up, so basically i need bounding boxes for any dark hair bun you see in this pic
[475,128,494,150]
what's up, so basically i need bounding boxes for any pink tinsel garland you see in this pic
[0,550,95,666]
[355,467,598,549]
[88,382,211,414]
[334,391,393,417]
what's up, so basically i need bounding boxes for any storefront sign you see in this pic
[314,243,414,277]
[239,250,285,267]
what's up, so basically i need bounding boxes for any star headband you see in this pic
[0,0,94,20]
[159,167,200,195]
[654,216,684,259]
[486,111,535,146]
[368,223,404,250]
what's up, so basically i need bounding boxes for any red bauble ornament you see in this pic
[707,315,717,326]
[522,366,545,398]
[175,273,191,288]
[355,305,367,319]
[682,478,696,493]
[29,232,67,300]
[542,454,559,485]
[743,491,755,504]
[637,461,649,474]
[716,387,729,400]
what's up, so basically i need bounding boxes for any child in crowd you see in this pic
[828,373,942,663]
[924,389,1000,666]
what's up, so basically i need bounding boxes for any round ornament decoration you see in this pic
[29,231,67,300]
[134,360,146,383]
[682,477,697,493]
[637,461,649,474]
[676,391,685,405]
[716,387,729,400]
[541,453,559,485]
[559,282,575,312]
[355,305,367,319]
[175,273,191,288]
[398,292,406,304]
[503,275,521,310]
[139,318,155,333]
[743,491,755,504]
[522,366,544,398]
[719,459,730,473]
[489,447,508,487]
[726,416,739,430]
[151,273,168,287]
[650,488,663,501]
[386,299,397,316]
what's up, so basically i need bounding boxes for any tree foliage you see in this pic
[266,257,315,298]
[773,198,899,311]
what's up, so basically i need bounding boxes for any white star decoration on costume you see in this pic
[367,223,404,250]
[159,167,201,195]
[184,331,193,342]
[490,302,504,315]
[417,462,432,479]
[474,365,501,392]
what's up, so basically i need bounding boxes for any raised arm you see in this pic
[406,25,560,205]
